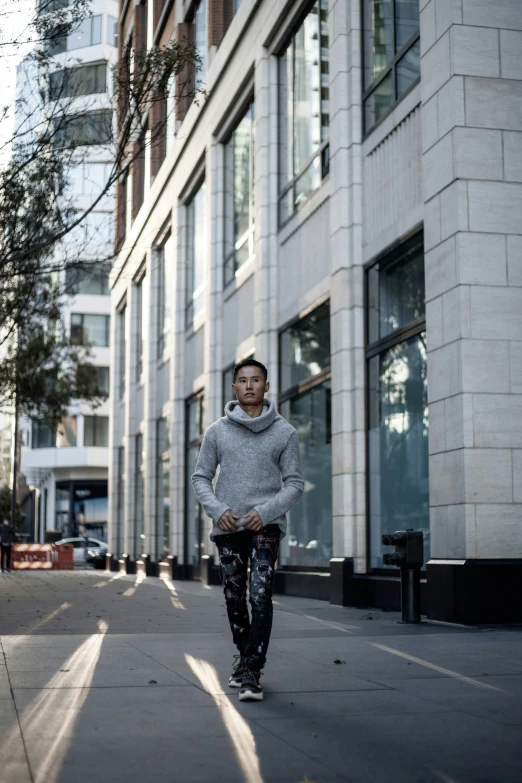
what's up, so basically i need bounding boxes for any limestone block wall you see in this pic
[421,0,522,559]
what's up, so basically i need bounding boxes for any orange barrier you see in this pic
[12,544,74,570]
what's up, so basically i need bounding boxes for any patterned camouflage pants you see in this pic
[216,525,281,670]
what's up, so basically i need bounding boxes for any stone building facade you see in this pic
[110,0,522,623]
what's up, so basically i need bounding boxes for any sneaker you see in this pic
[228,654,247,688]
[238,670,263,702]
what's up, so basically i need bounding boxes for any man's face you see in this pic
[232,366,269,406]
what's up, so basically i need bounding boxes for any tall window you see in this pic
[279,0,329,224]
[107,16,118,47]
[194,0,207,87]
[134,433,144,558]
[156,418,170,561]
[32,417,77,448]
[366,232,429,569]
[117,446,125,558]
[70,314,110,346]
[136,275,146,382]
[279,301,332,567]
[50,63,107,99]
[65,263,111,295]
[185,392,204,566]
[157,235,172,357]
[84,416,109,447]
[186,181,206,324]
[224,101,255,286]
[363,0,420,132]
[119,306,127,399]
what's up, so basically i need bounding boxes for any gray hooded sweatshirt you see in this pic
[192,399,304,540]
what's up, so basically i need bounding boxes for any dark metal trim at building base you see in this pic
[121,555,137,575]
[273,570,330,601]
[427,559,522,625]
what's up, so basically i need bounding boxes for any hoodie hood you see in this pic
[224,398,279,433]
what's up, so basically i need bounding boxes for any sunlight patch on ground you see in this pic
[122,572,145,597]
[185,654,264,783]
[161,578,186,610]
[1,619,107,783]
[6,602,72,645]
[368,642,507,693]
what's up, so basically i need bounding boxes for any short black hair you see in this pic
[233,359,268,382]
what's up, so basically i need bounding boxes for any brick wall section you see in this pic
[175,22,195,122]
[115,176,127,254]
[132,130,146,221]
[208,0,233,48]
[150,94,167,179]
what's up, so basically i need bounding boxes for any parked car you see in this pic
[55,537,107,566]
[86,547,108,569]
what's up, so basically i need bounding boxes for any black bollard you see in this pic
[382,530,423,623]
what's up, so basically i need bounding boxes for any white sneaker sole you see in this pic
[228,679,242,688]
[238,688,263,702]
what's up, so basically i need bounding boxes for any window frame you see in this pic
[185,178,206,326]
[83,415,109,447]
[70,313,110,347]
[223,99,255,287]
[364,229,427,574]
[361,0,420,136]
[278,301,332,571]
[277,0,330,227]
[134,432,144,558]
[184,391,205,567]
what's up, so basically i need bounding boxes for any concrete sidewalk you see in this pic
[0,570,521,783]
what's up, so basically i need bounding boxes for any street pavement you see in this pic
[0,570,521,783]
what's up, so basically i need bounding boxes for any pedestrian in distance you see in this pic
[1,517,17,573]
[192,359,304,701]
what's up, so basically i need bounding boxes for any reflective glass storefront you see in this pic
[185,393,205,567]
[55,481,108,540]
[279,301,332,567]
[366,232,429,568]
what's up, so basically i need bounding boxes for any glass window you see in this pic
[119,307,127,398]
[222,365,235,411]
[157,235,172,357]
[32,420,55,449]
[95,366,110,394]
[56,416,77,447]
[367,232,425,343]
[70,314,110,347]
[72,482,107,540]
[185,393,204,566]
[280,383,332,567]
[156,418,170,561]
[54,110,112,147]
[49,63,107,99]
[135,433,144,557]
[280,301,330,390]
[136,275,144,380]
[366,232,429,568]
[68,15,103,50]
[279,301,332,567]
[84,416,109,447]
[194,0,207,87]
[107,15,118,47]
[186,182,206,323]
[66,263,111,295]
[363,0,420,133]
[278,0,329,223]
[224,101,255,286]
[117,446,125,557]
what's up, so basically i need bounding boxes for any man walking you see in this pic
[1,517,17,573]
[192,359,304,701]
